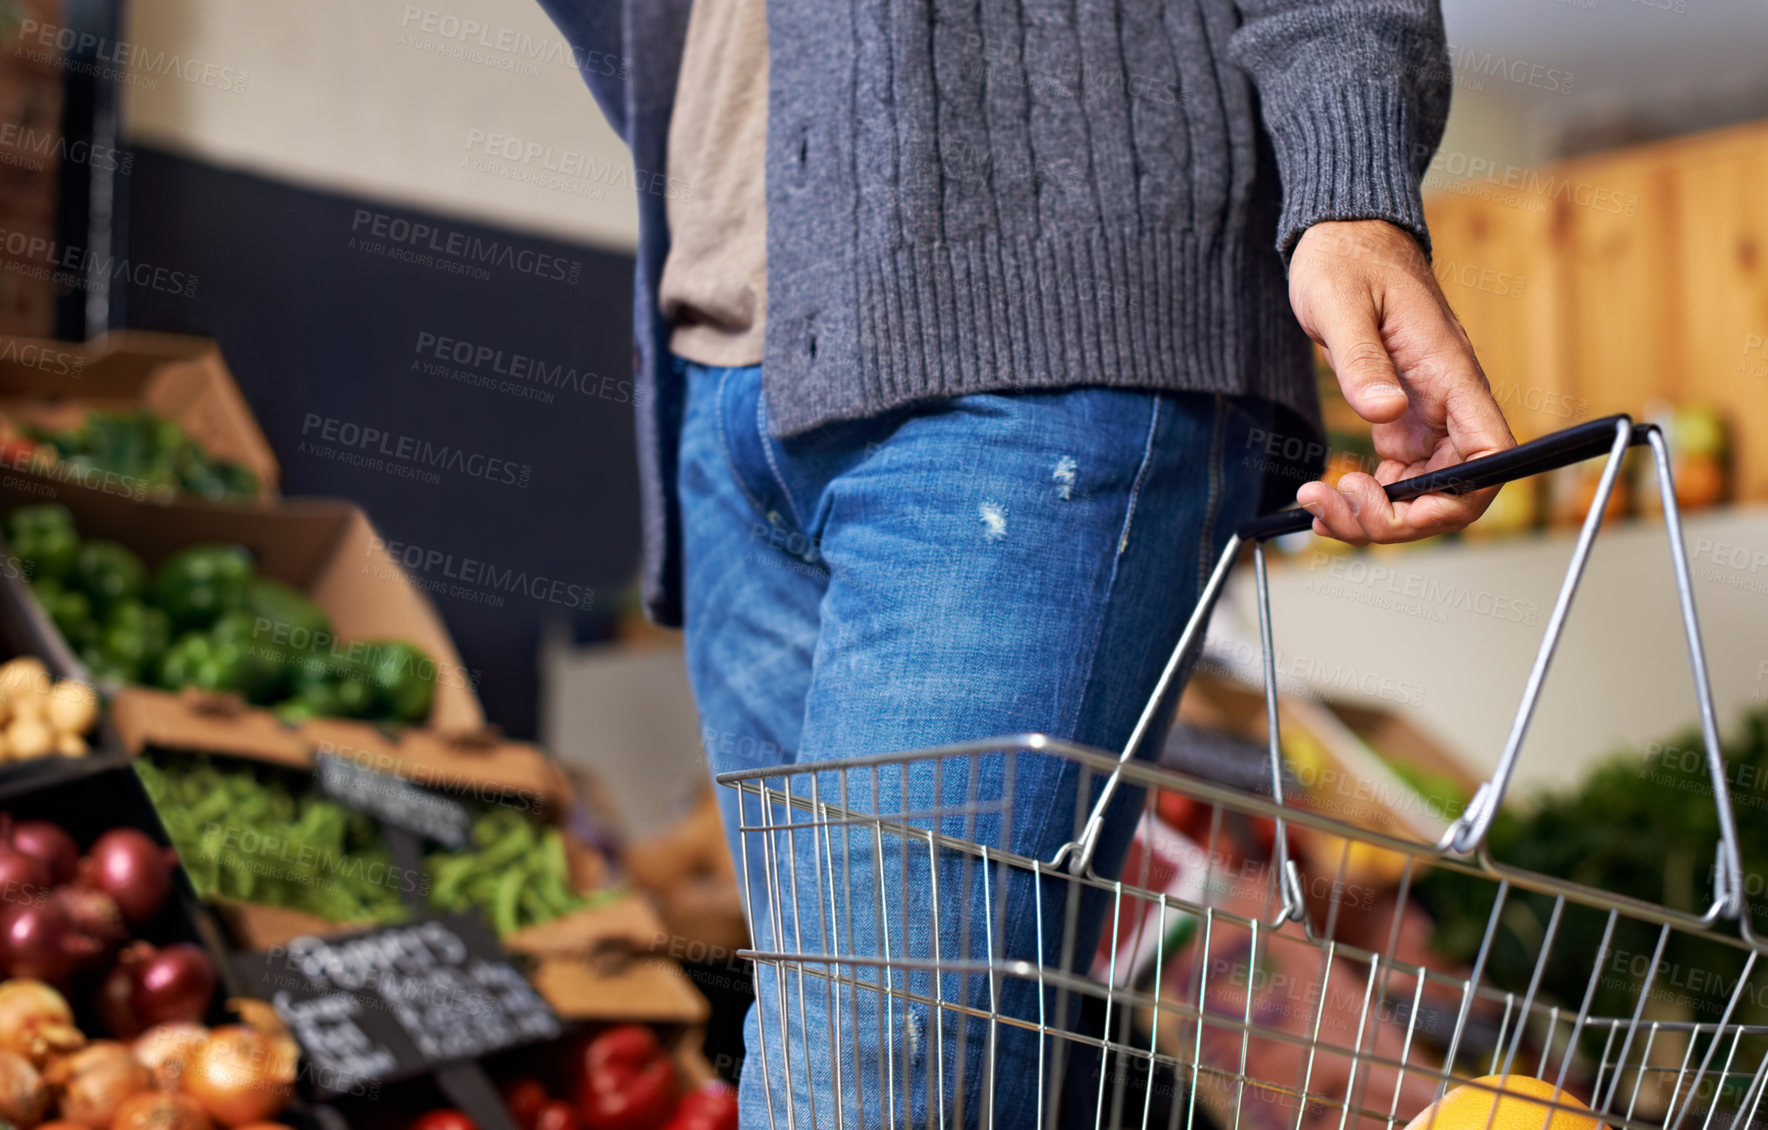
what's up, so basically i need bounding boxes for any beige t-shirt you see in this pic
[656,0,769,367]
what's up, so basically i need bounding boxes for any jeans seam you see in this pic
[1113,396,1164,557]
[756,386,809,534]
[714,366,771,522]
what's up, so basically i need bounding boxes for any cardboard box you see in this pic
[0,480,484,736]
[0,330,279,500]
[508,892,710,1024]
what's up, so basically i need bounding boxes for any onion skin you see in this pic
[0,979,85,1064]
[133,1023,209,1091]
[53,886,126,950]
[97,944,217,1039]
[110,1089,213,1130]
[8,821,78,886]
[0,901,102,985]
[0,1049,49,1127]
[45,1040,150,1129]
[185,1027,292,1127]
[83,830,173,925]
[135,943,216,1028]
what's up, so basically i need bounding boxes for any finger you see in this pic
[1314,289,1411,425]
[1396,485,1501,537]
[1383,287,1516,462]
[1320,472,1491,545]
[1297,479,1370,545]
[1332,471,1405,542]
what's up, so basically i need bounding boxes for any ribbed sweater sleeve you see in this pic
[1227,0,1450,263]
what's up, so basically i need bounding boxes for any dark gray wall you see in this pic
[121,145,641,738]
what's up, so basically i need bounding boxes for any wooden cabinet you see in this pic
[1424,119,1768,501]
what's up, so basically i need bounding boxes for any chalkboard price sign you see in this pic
[314,752,472,848]
[233,914,560,1097]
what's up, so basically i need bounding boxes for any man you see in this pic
[537,0,1513,1124]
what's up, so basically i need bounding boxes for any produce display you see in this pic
[7,505,438,725]
[0,791,293,1130]
[4,410,260,502]
[1416,704,1768,1022]
[0,979,296,1130]
[136,754,409,925]
[141,754,602,936]
[408,1026,739,1130]
[0,657,100,763]
[0,814,188,993]
[427,809,596,937]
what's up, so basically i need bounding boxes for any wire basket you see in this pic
[717,416,1767,1130]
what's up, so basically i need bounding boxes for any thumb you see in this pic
[1317,301,1410,424]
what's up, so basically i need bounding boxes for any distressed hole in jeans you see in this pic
[978,501,1009,541]
[1052,455,1078,500]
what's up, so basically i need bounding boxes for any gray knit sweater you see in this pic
[537,0,1450,626]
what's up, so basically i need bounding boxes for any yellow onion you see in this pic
[0,1049,49,1127]
[110,1089,212,1130]
[184,1027,293,1127]
[0,979,83,1064]
[43,1040,149,1129]
[133,1023,209,1090]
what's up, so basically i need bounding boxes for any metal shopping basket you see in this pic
[716,415,1768,1130]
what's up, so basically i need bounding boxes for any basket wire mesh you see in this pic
[716,417,1766,1130]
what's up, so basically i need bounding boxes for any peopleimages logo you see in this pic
[412,332,639,407]
[299,414,532,488]
[12,19,249,93]
[348,210,582,285]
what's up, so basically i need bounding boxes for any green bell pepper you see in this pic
[7,504,79,582]
[153,543,252,629]
[73,539,148,614]
[96,599,173,681]
[155,630,243,693]
[364,639,437,723]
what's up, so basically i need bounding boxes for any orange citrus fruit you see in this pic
[1403,1075,1605,1130]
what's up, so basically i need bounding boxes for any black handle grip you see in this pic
[1236,414,1642,542]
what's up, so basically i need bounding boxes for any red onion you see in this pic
[135,943,215,1028]
[0,900,100,984]
[84,829,173,924]
[54,886,127,955]
[0,841,50,896]
[8,820,78,886]
[98,942,216,1038]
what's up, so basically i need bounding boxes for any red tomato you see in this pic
[504,1078,551,1130]
[535,1100,583,1130]
[412,1111,479,1130]
[1154,791,1198,831]
[577,1025,677,1130]
[663,1082,738,1130]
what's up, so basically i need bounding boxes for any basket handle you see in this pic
[1235,413,1646,543]
[1058,414,1747,928]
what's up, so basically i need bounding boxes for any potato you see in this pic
[7,717,53,759]
[46,680,98,735]
[0,657,50,696]
[8,692,44,723]
[54,731,86,758]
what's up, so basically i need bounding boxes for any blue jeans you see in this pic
[678,358,1269,1128]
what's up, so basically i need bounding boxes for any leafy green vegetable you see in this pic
[1416,706,1768,1024]
[137,753,410,925]
[425,808,597,936]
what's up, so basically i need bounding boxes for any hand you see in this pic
[1288,220,1516,544]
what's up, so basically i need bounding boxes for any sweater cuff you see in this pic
[1266,79,1432,266]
